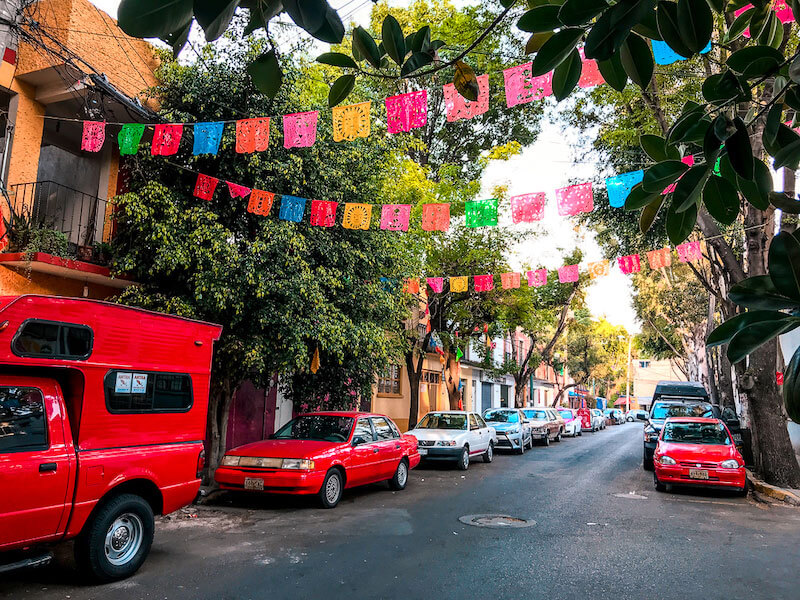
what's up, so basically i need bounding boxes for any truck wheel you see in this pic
[388,459,409,491]
[75,494,154,582]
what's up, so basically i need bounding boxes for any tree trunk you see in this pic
[513,374,527,408]
[405,351,423,430]
[205,377,235,484]
[444,352,462,409]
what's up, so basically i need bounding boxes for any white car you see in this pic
[408,411,496,470]
[557,408,582,437]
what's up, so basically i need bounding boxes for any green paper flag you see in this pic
[456,347,463,362]
[118,123,146,155]
[465,198,498,227]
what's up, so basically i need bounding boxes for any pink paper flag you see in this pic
[193,174,218,201]
[474,274,494,292]
[443,74,489,122]
[664,155,695,194]
[578,49,604,88]
[677,241,702,263]
[735,1,794,37]
[501,272,521,289]
[385,90,427,134]
[421,203,450,231]
[555,182,593,216]
[309,199,338,227]
[152,124,183,156]
[646,247,672,269]
[283,111,318,148]
[427,277,444,293]
[227,182,251,199]
[526,268,547,287]
[558,264,580,283]
[503,62,552,108]
[380,204,412,231]
[510,193,546,223]
[81,121,105,152]
[618,254,642,274]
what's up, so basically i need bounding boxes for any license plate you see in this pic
[418,448,427,456]
[688,469,709,480]
[244,477,264,490]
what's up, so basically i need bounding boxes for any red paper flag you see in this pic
[578,49,604,88]
[474,274,494,292]
[618,254,642,274]
[227,182,251,199]
[555,182,593,216]
[526,268,547,287]
[81,121,105,152]
[193,173,218,201]
[236,117,270,153]
[247,190,275,216]
[421,203,450,231]
[501,272,521,289]
[152,124,183,156]
[646,247,672,269]
[309,199,338,227]
[510,193,546,223]
[558,264,580,283]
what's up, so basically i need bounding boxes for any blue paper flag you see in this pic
[606,169,644,208]
[279,195,306,222]
[652,40,711,66]
[193,122,225,155]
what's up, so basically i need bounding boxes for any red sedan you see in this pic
[653,417,747,495]
[215,411,421,508]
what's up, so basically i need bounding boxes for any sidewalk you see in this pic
[747,469,800,506]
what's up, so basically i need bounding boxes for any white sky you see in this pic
[90,0,639,332]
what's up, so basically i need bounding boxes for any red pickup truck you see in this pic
[0,295,221,581]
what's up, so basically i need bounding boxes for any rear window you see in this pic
[651,402,713,420]
[0,386,47,452]
[559,410,572,419]
[12,319,92,360]
[104,371,193,413]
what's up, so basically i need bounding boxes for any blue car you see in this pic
[482,408,532,454]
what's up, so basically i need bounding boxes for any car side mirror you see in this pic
[636,413,647,421]
[352,435,368,446]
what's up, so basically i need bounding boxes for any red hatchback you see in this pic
[653,417,747,495]
[215,412,421,508]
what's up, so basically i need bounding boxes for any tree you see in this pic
[111,39,409,477]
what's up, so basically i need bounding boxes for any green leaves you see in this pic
[642,160,689,192]
[656,1,693,58]
[620,33,653,88]
[585,0,656,61]
[558,0,609,26]
[725,117,754,181]
[532,28,584,76]
[736,160,772,209]
[194,0,239,42]
[729,275,799,310]
[316,52,358,69]
[518,5,563,32]
[726,45,784,79]
[672,164,708,212]
[624,183,662,211]
[247,49,282,97]
[726,319,800,363]
[382,15,406,66]
[640,134,679,161]
[118,0,193,38]
[597,51,628,91]
[769,191,800,214]
[328,75,355,107]
[639,195,664,233]
[676,0,713,54]
[769,231,800,301]
[702,175,739,225]
[702,71,750,104]
[707,310,794,348]
[400,52,434,76]
[552,49,582,100]
[453,61,480,101]
[666,196,697,244]
[353,26,382,69]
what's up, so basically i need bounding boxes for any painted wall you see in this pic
[0,264,118,299]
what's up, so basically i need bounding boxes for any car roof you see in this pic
[302,411,384,418]
[654,381,708,396]
[426,410,473,414]
[664,417,720,423]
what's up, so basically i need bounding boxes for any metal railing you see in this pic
[8,180,110,251]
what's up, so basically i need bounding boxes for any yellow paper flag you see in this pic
[450,276,468,293]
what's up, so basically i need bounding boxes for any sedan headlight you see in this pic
[221,455,240,467]
[281,459,315,470]
[720,459,741,469]
[437,440,457,446]
[658,455,676,465]
[508,427,520,434]
[533,426,546,434]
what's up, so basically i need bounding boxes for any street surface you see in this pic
[3,423,800,600]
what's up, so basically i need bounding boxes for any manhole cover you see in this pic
[458,514,536,528]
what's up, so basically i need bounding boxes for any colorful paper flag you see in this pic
[503,62,552,108]
[81,121,105,152]
[618,254,642,274]
[193,121,224,155]
[465,198,499,227]
[421,203,450,231]
[193,173,218,201]
[558,264,580,283]
[606,170,644,208]
[283,111,318,148]
[588,260,610,279]
[152,124,183,156]
[733,1,794,38]
[555,182,593,216]
[247,190,275,216]
[510,193,546,223]
[342,203,372,230]
[526,268,547,287]
[386,90,427,134]
[664,155,695,193]
[501,272,521,289]
[474,274,494,292]
[380,204,412,231]
[235,117,270,153]
[450,276,468,293]
[309,199,338,227]
[443,74,490,122]
[332,101,371,142]
[227,182,251,199]
[426,277,444,293]
[311,347,320,374]
[118,123,145,155]
[279,195,306,222]
[578,49,604,88]
[404,277,421,294]
[646,247,672,269]
[652,40,711,65]
[677,241,702,262]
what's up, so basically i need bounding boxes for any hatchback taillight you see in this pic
[197,449,206,478]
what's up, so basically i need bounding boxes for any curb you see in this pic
[746,469,800,506]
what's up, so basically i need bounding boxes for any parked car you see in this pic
[483,408,532,454]
[522,408,562,445]
[590,408,606,430]
[408,411,495,470]
[216,412,420,508]
[0,295,222,581]
[557,408,582,437]
[627,409,648,422]
[604,408,625,424]
[653,417,747,496]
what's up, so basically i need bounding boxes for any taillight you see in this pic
[197,449,206,478]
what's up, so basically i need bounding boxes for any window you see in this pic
[469,413,479,430]
[422,372,440,384]
[12,319,92,360]
[275,415,355,442]
[353,418,375,443]
[105,371,193,413]
[378,365,402,395]
[416,413,466,430]
[372,417,396,440]
[638,360,651,368]
[0,387,47,453]
[476,414,487,428]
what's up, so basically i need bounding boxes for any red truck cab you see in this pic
[0,295,221,581]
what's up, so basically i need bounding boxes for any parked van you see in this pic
[0,295,221,581]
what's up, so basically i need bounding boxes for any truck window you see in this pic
[12,319,93,360]
[0,386,48,452]
[104,371,193,413]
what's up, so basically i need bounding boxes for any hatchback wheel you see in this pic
[318,469,344,508]
[388,459,409,491]
[483,442,494,463]
[457,447,470,470]
[653,472,666,492]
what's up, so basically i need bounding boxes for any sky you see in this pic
[89,0,639,332]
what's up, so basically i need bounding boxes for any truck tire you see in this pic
[75,493,154,582]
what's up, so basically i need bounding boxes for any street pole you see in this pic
[625,336,632,414]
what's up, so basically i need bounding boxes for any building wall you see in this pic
[0,263,117,298]
[633,358,687,403]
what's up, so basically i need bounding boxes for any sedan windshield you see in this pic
[662,422,730,445]
[558,410,572,419]
[484,410,519,423]
[273,415,354,442]
[523,410,548,420]
[416,413,467,430]
[651,402,713,420]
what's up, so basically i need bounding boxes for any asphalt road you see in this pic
[4,423,800,600]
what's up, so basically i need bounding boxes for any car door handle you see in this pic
[373,448,379,454]
[395,444,401,449]
[39,462,57,473]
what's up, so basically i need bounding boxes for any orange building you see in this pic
[0,0,158,299]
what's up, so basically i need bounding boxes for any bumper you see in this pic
[655,465,746,489]
[531,431,548,440]
[418,446,463,460]
[643,441,657,458]
[214,466,326,494]
[494,433,523,448]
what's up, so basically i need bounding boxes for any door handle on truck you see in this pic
[39,462,57,473]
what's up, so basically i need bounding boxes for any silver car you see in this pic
[482,408,533,454]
